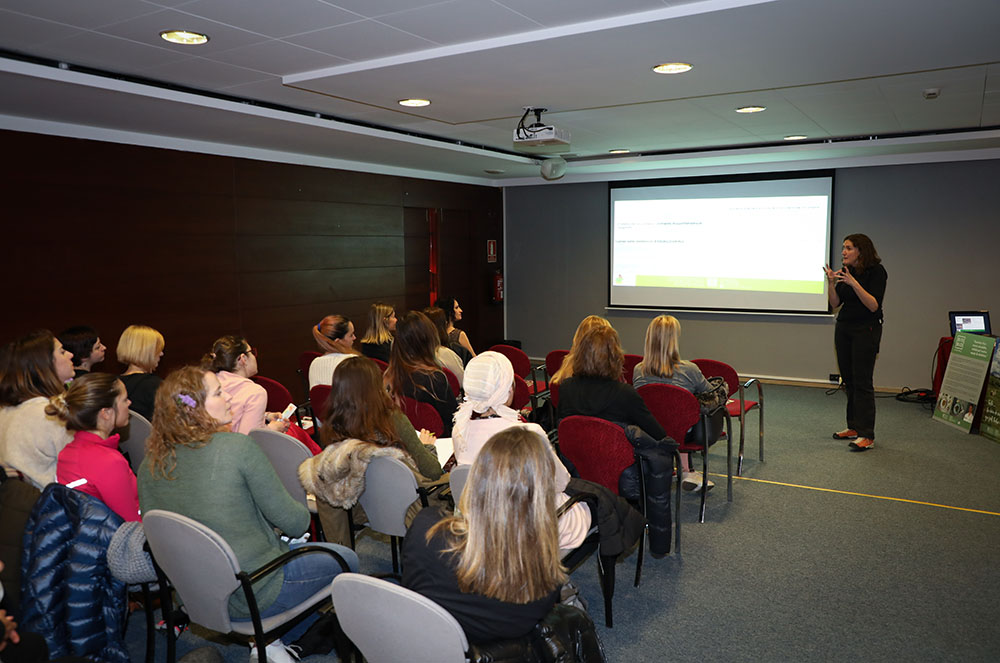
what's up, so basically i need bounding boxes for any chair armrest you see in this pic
[741,377,763,401]
[247,544,352,583]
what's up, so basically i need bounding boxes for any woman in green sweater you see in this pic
[137,366,358,660]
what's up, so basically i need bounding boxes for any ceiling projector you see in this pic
[513,107,570,148]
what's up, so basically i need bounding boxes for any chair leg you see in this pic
[737,408,746,476]
[158,579,176,663]
[758,405,765,462]
[699,450,708,524]
[142,583,155,663]
[673,451,682,553]
[726,415,733,503]
[390,535,400,574]
[633,524,644,587]
[597,554,616,628]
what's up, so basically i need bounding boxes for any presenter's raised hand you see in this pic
[823,264,837,283]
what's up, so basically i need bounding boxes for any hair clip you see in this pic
[317,323,322,331]
[177,393,197,408]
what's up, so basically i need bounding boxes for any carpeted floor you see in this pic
[125,384,1000,662]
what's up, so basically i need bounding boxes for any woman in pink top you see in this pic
[203,336,290,436]
[49,372,140,521]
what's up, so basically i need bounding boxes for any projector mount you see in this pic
[516,106,548,140]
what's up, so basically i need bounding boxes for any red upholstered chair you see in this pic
[297,350,321,397]
[250,375,293,412]
[490,344,548,400]
[400,397,445,437]
[371,358,389,373]
[558,415,681,586]
[692,358,763,476]
[545,350,568,381]
[441,367,461,398]
[622,354,643,385]
[511,375,531,410]
[638,383,732,523]
[309,385,331,428]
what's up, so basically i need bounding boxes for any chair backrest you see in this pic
[637,384,700,445]
[143,510,241,634]
[489,344,531,379]
[298,351,321,375]
[549,382,560,409]
[691,359,740,398]
[248,429,312,507]
[545,350,568,380]
[358,456,420,538]
[557,416,635,495]
[310,385,332,424]
[400,397,444,437]
[511,375,531,410]
[441,367,461,398]
[118,409,152,473]
[250,375,293,411]
[622,354,643,385]
[449,464,472,504]
[331,573,468,663]
[372,358,389,373]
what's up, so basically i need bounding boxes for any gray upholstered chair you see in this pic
[117,409,152,473]
[143,510,351,663]
[356,456,429,574]
[447,464,471,505]
[330,573,467,663]
[247,429,312,509]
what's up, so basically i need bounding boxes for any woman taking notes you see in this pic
[824,233,887,452]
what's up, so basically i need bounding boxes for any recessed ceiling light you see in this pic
[735,105,766,113]
[159,30,209,45]
[651,62,692,75]
[608,149,630,154]
[398,98,430,107]
[784,134,808,141]
[484,168,505,175]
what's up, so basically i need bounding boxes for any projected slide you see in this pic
[610,176,833,313]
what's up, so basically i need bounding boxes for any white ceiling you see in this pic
[1,0,999,185]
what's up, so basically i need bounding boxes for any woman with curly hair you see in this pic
[137,366,358,658]
[308,314,357,389]
[0,329,75,488]
[402,426,566,643]
[384,311,458,436]
[49,372,139,521]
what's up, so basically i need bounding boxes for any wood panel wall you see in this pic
[1,130,503,400]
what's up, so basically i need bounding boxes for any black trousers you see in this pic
[834,321,882,439]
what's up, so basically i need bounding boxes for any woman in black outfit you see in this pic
[824,233,887,452]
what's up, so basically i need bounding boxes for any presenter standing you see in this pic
[824,234,887,452]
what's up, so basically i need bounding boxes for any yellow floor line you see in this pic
[707,473,1000,516]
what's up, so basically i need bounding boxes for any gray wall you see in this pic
[505,159,1000,390]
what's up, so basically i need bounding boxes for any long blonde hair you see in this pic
[428,426,566,603]
[641,315,682,378]
[146,366,226,479]
[551,315,612,384]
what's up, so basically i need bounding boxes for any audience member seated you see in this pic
[549,315,613,385]
[434,296,476,362]
[556,324,665,442]
[0,330,75,488]
[359,303,396,364]
[57,326,106,379]
[385,311,458,436]
[453,351,589,550]
[49,373,139,521]
[203,335,290,436]
[299,356,442,546]
[402,426,566,644]
[138,366,358,658]
[423,306,465,384]
[308,314,357,389]
[116,325,164,421]
[633,315,721,491]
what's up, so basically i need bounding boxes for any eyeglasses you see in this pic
[244,347,258,358]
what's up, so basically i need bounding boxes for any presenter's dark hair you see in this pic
[844,234,881,272]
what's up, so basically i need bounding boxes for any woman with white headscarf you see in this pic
[452,351,590,550]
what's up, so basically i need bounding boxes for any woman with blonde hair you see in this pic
[402,426,566,643]
[0,329,75,487]
[634,315,717,490]
[308,314,357,389]
[138,366,358,660]
[550,315,612,384]
[116,324,164,421]
[49,372,139,521]
[452,351,590,550]
[359,303,397,364]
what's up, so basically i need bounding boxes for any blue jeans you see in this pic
[237,541,359,643]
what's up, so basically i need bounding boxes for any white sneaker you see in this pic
[681,471,715,492]
[249,639,301,663]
